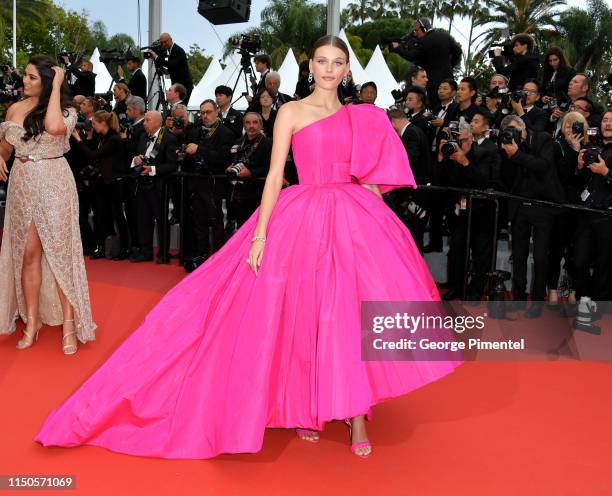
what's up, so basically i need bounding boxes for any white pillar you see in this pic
[327,0,340,36]
[148,0,163,109]
[12,0,17,67]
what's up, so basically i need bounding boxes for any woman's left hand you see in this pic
[52,66,65,88]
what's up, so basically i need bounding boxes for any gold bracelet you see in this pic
[252,236,266,243]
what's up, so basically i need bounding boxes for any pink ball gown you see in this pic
[35,103,461,459]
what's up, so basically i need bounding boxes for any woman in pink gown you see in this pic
[35,36,461,459]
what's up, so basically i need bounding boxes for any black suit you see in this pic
[134,129,179,260]
[493,53,540,91]
[66,65,96,97]
[520,106,548,133]
[247,92,294,114]
[501,131,566,301]
[156,44,193,102]
[189,122,235,256]
[120,68,147,100]
[221,108,244,139]
[443,138,502,297]
[387,123,432,253]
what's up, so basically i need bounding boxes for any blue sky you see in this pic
[57,0,593,62]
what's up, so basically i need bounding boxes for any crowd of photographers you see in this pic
[385,20,611,333]
[1,26,611,332]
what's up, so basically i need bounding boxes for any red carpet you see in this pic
[1,258,610,495]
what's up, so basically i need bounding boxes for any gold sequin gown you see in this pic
[0,108,96,343]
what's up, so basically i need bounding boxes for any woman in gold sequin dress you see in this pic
[0,55,96,354]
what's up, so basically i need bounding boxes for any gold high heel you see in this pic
[16,318,42,350]
[62,319,78,355]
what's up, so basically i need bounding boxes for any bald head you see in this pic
[159,32,173,50]
[143,111,163,135]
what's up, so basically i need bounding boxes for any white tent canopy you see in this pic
[90,48,115,95]
[338,29,369,86]
[188,57,223,108]
[276,48,299,98]
[188,54,250,111]
[364,45,400,108]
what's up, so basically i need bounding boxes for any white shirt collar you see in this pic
[400,122,410,136]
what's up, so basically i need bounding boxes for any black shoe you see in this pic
[524,302,543,318]
[508,300,527,312]
[113,249,130,261]
[129,253,153,263]
[90,247,105,260]
[442,288,462,301]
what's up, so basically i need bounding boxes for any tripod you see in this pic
[228,49,257,109]
[147,64,169,115]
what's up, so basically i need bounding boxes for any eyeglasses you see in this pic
[570,104,588,112]
[522,88,538,94]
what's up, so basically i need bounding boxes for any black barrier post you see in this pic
[178,175,186,266]
[462,195,474,301]
[160,178,170,263]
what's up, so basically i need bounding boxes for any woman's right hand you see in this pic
[0,157,8,182]
[247,239,265,276]
[51,66,65,88]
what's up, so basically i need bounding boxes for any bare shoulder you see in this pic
[275,101,301,132]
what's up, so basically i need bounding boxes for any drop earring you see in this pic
[308,73,314,83]
[342,75,348,87]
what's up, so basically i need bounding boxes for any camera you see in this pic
[583,147,602,166]
[226,162,245,178]
[511,89,526,104]
[488,36,513,60]
[171,116,185,130]
[441,141,460,159]
[79,164,101,186]
[99,48,131,65]
[499,127,521,145]
[485,128,500,142]
[229,34,261,55]
[58,51,77,64]
[141,40,165,60]
[75,119,93,131]
[440,127,461,159]
[382,33,420,53]
[176,143,187,171]
[132,151,158,178]
[571,121,585,138]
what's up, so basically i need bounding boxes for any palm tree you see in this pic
[473,0,566,53]
[0,0,49,56]
[462,0,491,76]
[440,0,470,32]
[223,0,326,67]
[344,0,370,25]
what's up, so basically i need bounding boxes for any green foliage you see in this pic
[187,44,212,83]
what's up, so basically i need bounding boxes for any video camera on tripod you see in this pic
[58,51,78,65]
[381,33,420,53]
[99,48,133,65]
[140,40,165,60]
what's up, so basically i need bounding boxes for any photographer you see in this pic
[570,110,612,331]
[185,100,235,257]
[226,112,272,228]
[448,77,479,125]
[570,97,601,129]
[123,95,147,256]
[438,109,502,301]
[248,72,293,113]
[248,54,272,101]
[550,74,603,130]
[408,66,429,90]
[166,83,187,114]
[404,86,431,137]
[499,115,566,317]
[546,111,587,309]
[492,33,540,91]
[112,82,131,130]
[388,108,432,252]
[511,79,548,133]
[117,55,147,100]
[541,47,576,107]
[389,18,460,108]
[150,33,193,103]
[129,111,179,263]
[215,85,244,139]
[71,111,130,260]
[359,81,378,105]
[62,56,96,97]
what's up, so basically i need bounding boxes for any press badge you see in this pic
[580,188,590,202]
[459,196,467,210]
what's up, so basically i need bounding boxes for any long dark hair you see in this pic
[543,46,571,81]
[22,55,72,142]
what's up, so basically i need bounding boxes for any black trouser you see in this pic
[109,181,129,251]
[77,183,95,250]
[572,213,612,301]
[510,205,555,301]
[135,180,168,258]
[92,180,115,243]
[546,211,575,291]
[189,177,224,256]
[228,181,260,229]
[122,178,140,251]
[447,201,495,297]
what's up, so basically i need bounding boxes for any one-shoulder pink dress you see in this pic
[35,103,461,459]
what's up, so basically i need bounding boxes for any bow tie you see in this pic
[147,135,156,143]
